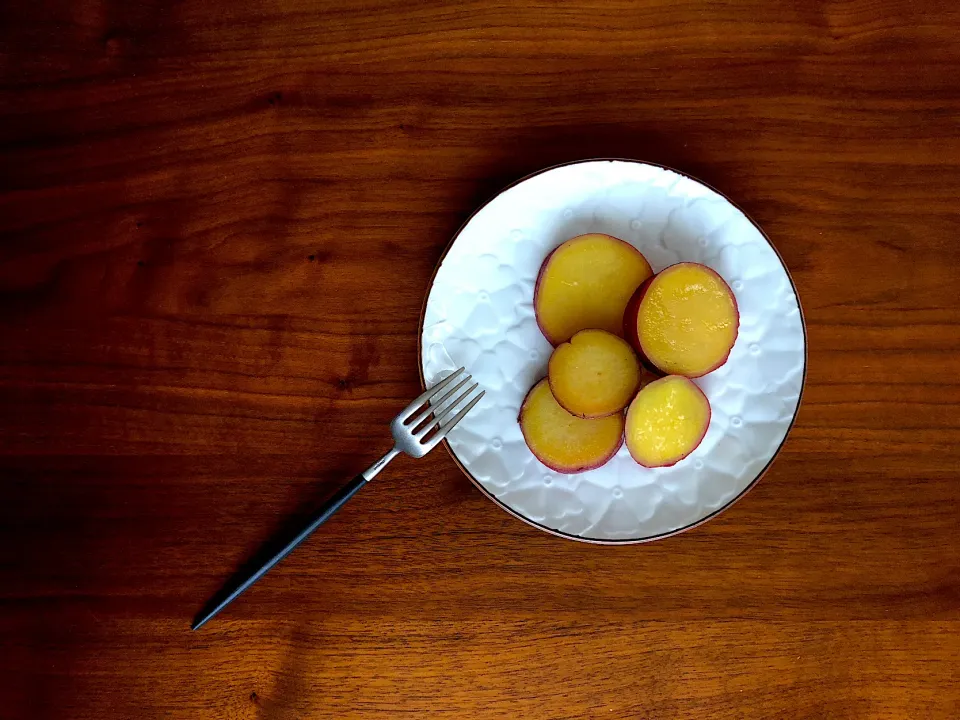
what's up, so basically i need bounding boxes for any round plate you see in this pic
[420,159,806,543]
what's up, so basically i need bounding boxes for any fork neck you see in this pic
[362,447,401,481]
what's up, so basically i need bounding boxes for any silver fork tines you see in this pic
[361,368,483,482]
[386,368,484,463]
[414,381,480,441]
[405,373,472,430]
[401,367,465,422]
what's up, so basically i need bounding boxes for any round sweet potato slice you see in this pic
[548,329,641,418]
[535,234,653,345]
[624,375,711,468]
[519,379,624,473]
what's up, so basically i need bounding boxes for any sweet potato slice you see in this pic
[548,329,641,418]
[624,263,738,377]
[535,234,653,345]
[519,379,624,473]
[624,375,711,468]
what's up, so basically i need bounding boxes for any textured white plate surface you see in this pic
[420,160,805,543]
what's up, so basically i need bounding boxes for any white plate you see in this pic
[420,160,806,543]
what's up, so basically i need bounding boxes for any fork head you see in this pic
[391,367,484,457]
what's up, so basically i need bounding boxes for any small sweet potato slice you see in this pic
[624,375,711,468]
[519,379,624,474]
[548,329,641,418]
[535,234,653,345]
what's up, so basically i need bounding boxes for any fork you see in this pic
[191,367,483,630]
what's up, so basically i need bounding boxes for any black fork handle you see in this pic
[191,474,367,630]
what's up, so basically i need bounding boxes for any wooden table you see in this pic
[3,1,959,718]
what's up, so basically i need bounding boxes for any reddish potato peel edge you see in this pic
[622,275,660,374]
[532,245,559,342]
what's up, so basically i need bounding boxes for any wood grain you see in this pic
[2,0,960,718]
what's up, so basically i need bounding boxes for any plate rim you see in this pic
[417,158,808,544]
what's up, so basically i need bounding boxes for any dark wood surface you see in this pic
[2,1,960,718]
